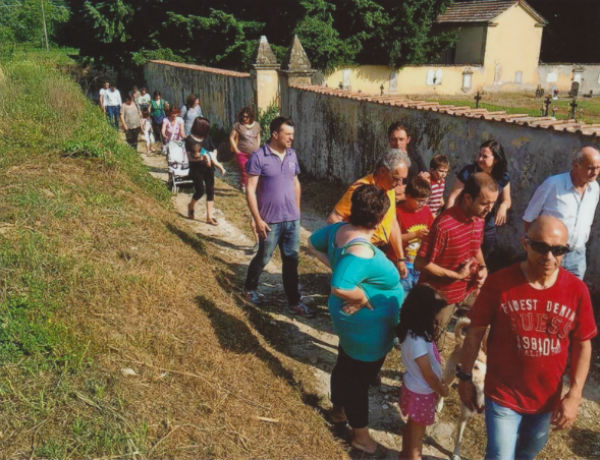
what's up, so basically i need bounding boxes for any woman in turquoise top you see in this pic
[309,184,404,454]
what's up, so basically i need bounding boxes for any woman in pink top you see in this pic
[161,107,185,144]
[229,107,261,190]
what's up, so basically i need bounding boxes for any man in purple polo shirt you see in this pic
[244,116,315,318]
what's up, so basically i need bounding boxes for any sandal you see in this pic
[207,217,218,226]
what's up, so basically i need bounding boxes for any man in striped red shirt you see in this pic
[415,172,498,349]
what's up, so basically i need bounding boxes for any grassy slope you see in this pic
[0,51,346,459]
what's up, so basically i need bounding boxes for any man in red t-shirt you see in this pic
[458,216,597,460]
[415,172,498,348]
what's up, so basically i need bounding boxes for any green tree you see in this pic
[0,0,70,47]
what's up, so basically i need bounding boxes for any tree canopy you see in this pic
[57,0,456,76]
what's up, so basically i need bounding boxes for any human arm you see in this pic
[229,128,240,153]
[474,247,487,288]
[522,179,552,227]
[294,176,301,214]
[161,119,168,140]
[119,108,127,130]
[457,325,488,411]
[308,239,331,268]
[415,354,449,397]
[414,255,474,280]
[390,218,408,278]
[210,150,226,175]
[327,210,344,224]
[446,178,465,209]
[178,119,186,140]
[99,91,105,112]
[401,227,429,243]
[308,225,333,268]
[552,339,591,429]
[495,182,512,226]
[246,175,270,239]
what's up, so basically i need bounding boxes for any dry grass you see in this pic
[0,53,347,458]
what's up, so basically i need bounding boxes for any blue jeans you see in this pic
[245,220,300,306]
[400,262,419,293]
[484,398,551,460]
[106,105,120,129]
[562,247,586,279]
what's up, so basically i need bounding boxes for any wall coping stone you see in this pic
[288,83,600,138]
[149,60,250,78]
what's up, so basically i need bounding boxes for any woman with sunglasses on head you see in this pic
[446,139,511,261]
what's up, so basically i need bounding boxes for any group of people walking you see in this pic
[238,114,600,460]
[100,79,599,458]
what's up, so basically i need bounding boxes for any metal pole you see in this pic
[41,0,49,51]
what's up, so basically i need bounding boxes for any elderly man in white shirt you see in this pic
[523,146,600,279]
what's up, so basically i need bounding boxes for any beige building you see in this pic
[325,0,547,95]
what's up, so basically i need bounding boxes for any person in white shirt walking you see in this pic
[104,84,123,129]
[99,81,110,113]
[522,146,600,279]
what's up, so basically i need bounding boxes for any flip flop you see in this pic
[207,217,219,226]
[350,441,381,456]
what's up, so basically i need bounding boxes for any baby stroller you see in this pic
[166,141,193,193]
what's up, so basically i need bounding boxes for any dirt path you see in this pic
[141,149,600,460]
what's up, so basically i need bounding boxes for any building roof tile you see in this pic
[288,84,599,138]
[437,0,546,25]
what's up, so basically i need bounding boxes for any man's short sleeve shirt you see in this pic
[522,172,600,250]
[469,264,597,413]
[417,205,484,304]
[332,174,396,247]
[246,145,300,224]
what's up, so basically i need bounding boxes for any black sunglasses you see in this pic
[392,177,408,185]
[524,236,570,256]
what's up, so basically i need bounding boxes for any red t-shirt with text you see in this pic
[469,264,597,413]
[396,205,434,263]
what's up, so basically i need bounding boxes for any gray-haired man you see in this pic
[327,149,410,278]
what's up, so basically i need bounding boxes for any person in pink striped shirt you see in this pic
[426,154,450,216]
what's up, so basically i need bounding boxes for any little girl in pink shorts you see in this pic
[396,285,450,459]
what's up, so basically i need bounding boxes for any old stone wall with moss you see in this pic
[284,87,600,285]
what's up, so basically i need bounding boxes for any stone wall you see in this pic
[144,60,254,130]
[283,85,600,285]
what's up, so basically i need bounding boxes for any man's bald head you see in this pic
[527,215,568,245]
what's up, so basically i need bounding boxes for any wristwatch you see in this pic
[395,258,406,264]
[456,365,472,381]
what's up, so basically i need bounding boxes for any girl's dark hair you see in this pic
[349,184,390,229]
[186,93,197,109]
[191,117,211,138]
[237,106,255,123]
[480,139,507,182]
[397,284,447,343]
[153,90,161,99]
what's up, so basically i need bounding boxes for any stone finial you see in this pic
[284,35,312,71]
[255,35,278,67]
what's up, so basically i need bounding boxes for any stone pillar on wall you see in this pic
[279,35,316,116]
[251,36,280,112]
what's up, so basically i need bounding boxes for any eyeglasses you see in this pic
[524,236,570,256]
[392,177,408,185]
